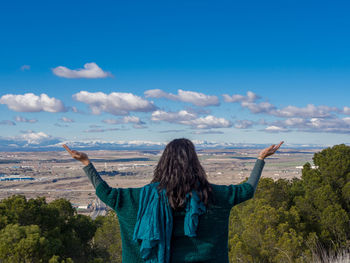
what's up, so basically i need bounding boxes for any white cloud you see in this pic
[223,91,276,114]
[342,106,350,115]
[145,89,219,107]
[20,65,30,71]
[234,120,254,129]
[0,120,16,126]
[184,106,211,115]
[14,116,37,123]
[265,126,289,133]
[177,90,220,107]
[102,116,143,124]
[60,117,74,123]
[182,115,232,129]
[73,91,156,115]
[151,110,231,129]
[144,89,177,100]
[52,62,112,79]
[223,91,259,103]
[241,101,276,114]
[102,116,147,128]
[123,116,143,124]
[123,116,147,128]
[133,123,147,129]
[20,131,50,144]
[84,128,120,133]
[0,93,66,113]
[151,110,197,122]
[12,130,60,145]
[283,118,306,126]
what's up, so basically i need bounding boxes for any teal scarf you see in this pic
[133,183,206,263]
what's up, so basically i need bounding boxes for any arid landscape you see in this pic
[0,148,318,216]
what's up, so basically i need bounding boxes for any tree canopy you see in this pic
[228,144,350,262]
[0,195,122,263]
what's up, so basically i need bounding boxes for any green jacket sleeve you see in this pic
[95,181,121,210]
[246,158,265,193]
[83,163,104,189]
[231,158,265,205]
[212,159,265,208]
[83,163,121,209]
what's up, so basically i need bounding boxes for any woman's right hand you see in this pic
[258,141,284,160]
[63,144,91,166]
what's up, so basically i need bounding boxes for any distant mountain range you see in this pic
[0,138,327,151]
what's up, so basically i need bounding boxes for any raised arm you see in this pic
[246,141,284,192]
[227,141,284,206]
[62,144,103,189]
[63,144,121,209]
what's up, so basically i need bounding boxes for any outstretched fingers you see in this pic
[271,141,284,153]
[63,144,79,159]
[275,141,284,150]
[63,144,73,154]
[265,144,275,154]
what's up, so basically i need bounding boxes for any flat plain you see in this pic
[0,148,318,214]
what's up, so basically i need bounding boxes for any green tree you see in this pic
[93,211,122,263]
[229,196,309,263]
[295,144,350,249]
[0,195,100,263]
[0,224,50,262]
[228,144,350,262]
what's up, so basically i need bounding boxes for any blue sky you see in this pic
[1,0,350,149]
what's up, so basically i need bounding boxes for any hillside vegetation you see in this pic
[228,144,350,262]
[0,144,349,262]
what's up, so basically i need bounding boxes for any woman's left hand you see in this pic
[258,141,284,160]
[63,144,91,166]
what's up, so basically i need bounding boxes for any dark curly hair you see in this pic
[151,138,212,209]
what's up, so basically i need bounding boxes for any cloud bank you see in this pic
[264,117,350,133]
[224,91,338,118]
[224,91,350,133]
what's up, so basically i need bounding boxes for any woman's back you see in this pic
[93,173,257,263]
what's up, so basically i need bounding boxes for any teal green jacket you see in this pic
[84,159,265,263]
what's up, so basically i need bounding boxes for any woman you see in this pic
[63,139,283,263]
